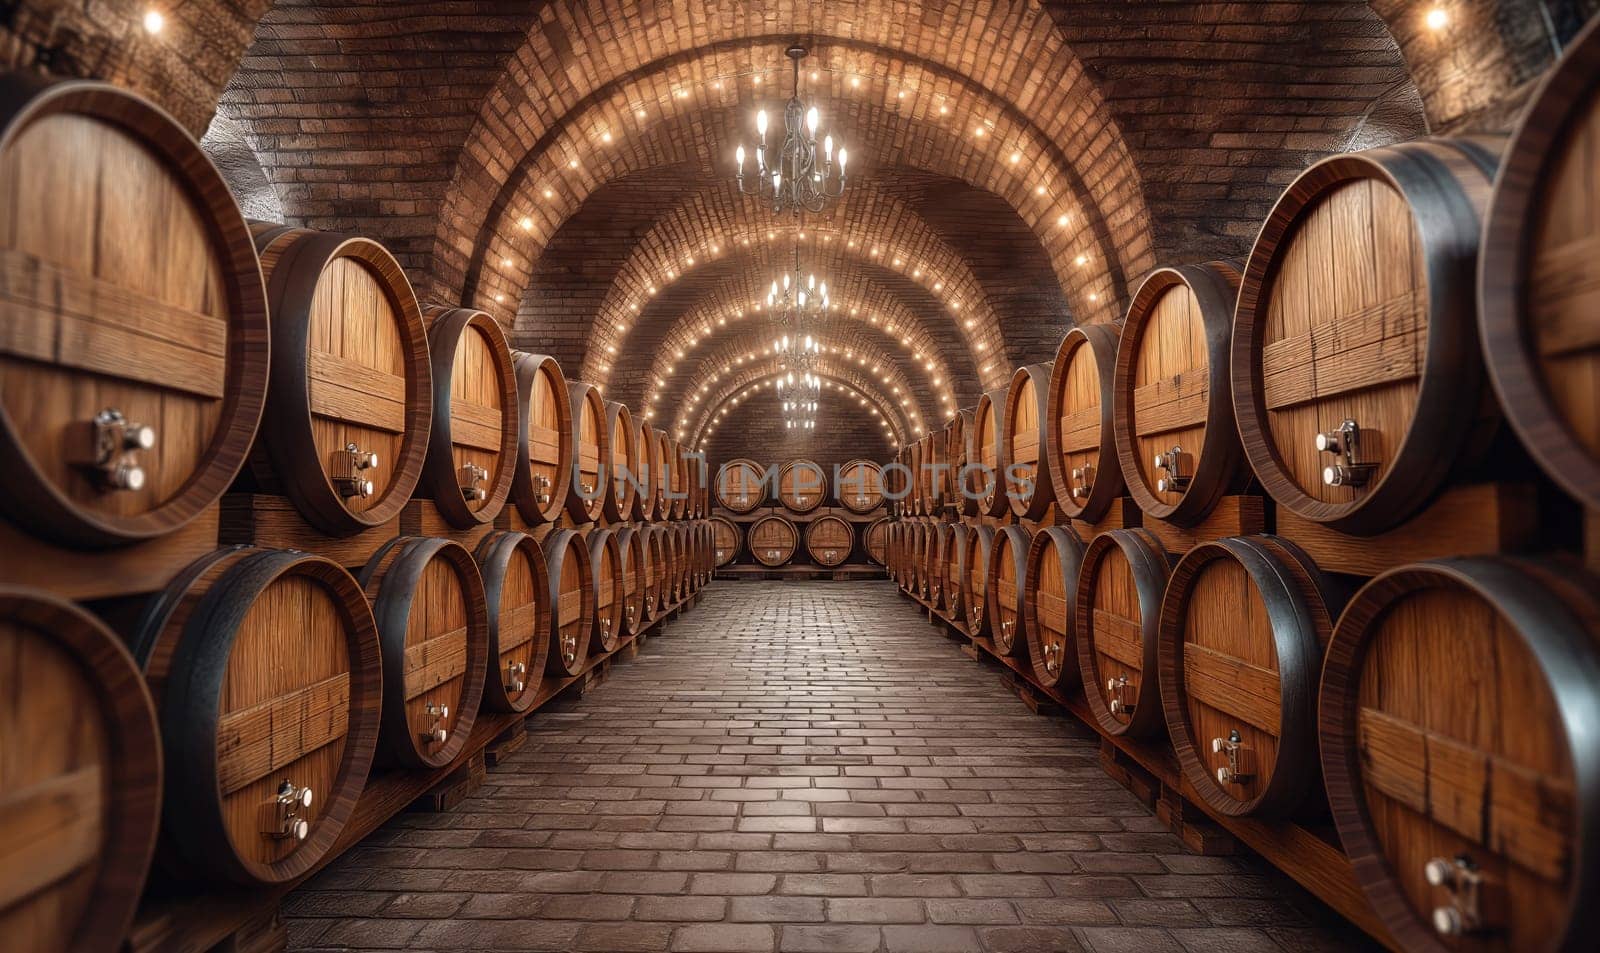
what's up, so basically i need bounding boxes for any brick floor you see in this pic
[286,581,1377,952]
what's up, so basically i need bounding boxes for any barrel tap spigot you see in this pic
[1153,447,1190,493]
[1211,729,1253,785]
[1042,641,1061,674]
[1317,419,1377,488]
[1070,465,1096,500]
[1107,675,1136,715]
[72,408,155,492]
[267,779,313,841]
[561,630,578,666]
[1424,855,1485,936]
[534,472,552,505]
[421,703,449,744]
[506,661,527,694]
[459,462,488,502]
[335,444,379,499]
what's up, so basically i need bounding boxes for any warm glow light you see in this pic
[1425,7,1449,30]
[519,216,534,231]
[143,9,165,33]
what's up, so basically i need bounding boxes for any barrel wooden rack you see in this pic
[906,585,1401,951]
[121,580,708,953]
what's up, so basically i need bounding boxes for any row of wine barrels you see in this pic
[900,513,1600,952]
[423,307,517,530]
[714,458,886,514]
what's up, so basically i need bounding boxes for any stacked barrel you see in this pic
[710,457,889,573]
[0,78,714,951]
[889,26,1600,953]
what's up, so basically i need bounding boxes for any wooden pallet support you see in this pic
[483,723,528,767]
[0,507,219,599]
[998,669,1060,716]
[1099,739,1160,809]
[409,750,487,813]
[1156,785,1237,856]
[221,494,398,569]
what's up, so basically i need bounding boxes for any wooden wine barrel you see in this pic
[886,521,904,586]
[1480,21,1600,513]
[1113,261,1246,528]
[964,524,997,635]
[1233,140,1501,535]
[689,455,709,519]
[898,518,918,593]
[717,459,767,513]
[585,527,624,654]
[131,547,380,884]
[1024,527,1086,690]
[633,415,658,520]
[1320,558,1600,952]
[250,225,430,536]
[942,521,972,618]
[510,352,573,525]
[565,380,609,523]
[1004,363,1057,520]
[603,401,638,523]
[359,537,489,769]
[748,515,798,567]
[925,521,951,607]
[889,446,909,517]
[660,525,682,604]
[921,434,949,515]
[947,409,979,517]
[986,525,1033,658]
[1075,528,1174,738]
[1159,536,1342,817]
[778,459,828,513]
[685,522,704,591]
[864,517,888,566]
[537,527,595,677]
[1045,325,1125,523]
[0,586,162,952]
[710,515,740,567]
[679,523,699,595]
[804,515,851,568]
[473,531,551,713]
[837,459,885,513]
[612,525,647,636]
[972,389,1009,517]
[641,525,666,619]
[422,307,517,529]
[0,79,270,548]
[667,439,690,520]
[912,518,935,600]
[908,439,926,515]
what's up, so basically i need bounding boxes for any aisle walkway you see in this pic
[286,581,1371,953]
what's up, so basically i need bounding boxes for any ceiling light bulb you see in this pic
[143,9,165,33]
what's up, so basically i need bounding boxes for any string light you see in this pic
[143,9,165,33]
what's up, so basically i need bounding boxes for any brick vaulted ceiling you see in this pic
[15,1,1595,460]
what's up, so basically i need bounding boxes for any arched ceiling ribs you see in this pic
[436,30,1147,322]
[562,187,1018,388]
[658,323,934,435]
[685,357,912,448]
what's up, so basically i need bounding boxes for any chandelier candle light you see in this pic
[736,46,848,214]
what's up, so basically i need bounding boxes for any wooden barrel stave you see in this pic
[778,459,828,513]
[510,352,573,525]
[132,546,381,884]
[632,416,658,520]
[612,526,647,635]
[964,524,997,635]
[473,531,551,712]
[1480,19,1600,513]
[359,536,489,770]
[1046,325,1125,523]
[942,522,972,617]
[0,79,270,548]
[1234,141,1501,535]
[536,527,595,676]
[1025,527,1086,690]
[1075,528,1174,738]
[423,307,517,529]
[710,515,740,567]
[1005,363,1057,520]
[748,514,798,568]
[602,401,639,523]
[1319,557,1600,952]
[1114,261,1246,528]
[585,527,623,653]
[0,585,162,952]
[1159,535,1343,817]
[565,381,609,523]
[972,390,1010,517]
[806,515,853,567]
[716,459,768,513]
[987,525,1033,657]
[837,459,885,513]
[864,517,889,567]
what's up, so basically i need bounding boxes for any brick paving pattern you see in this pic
[286,581,1376,952]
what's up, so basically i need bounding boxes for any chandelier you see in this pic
[778,369,820,430]
[768,245,828,361]
[735,46,849,214]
